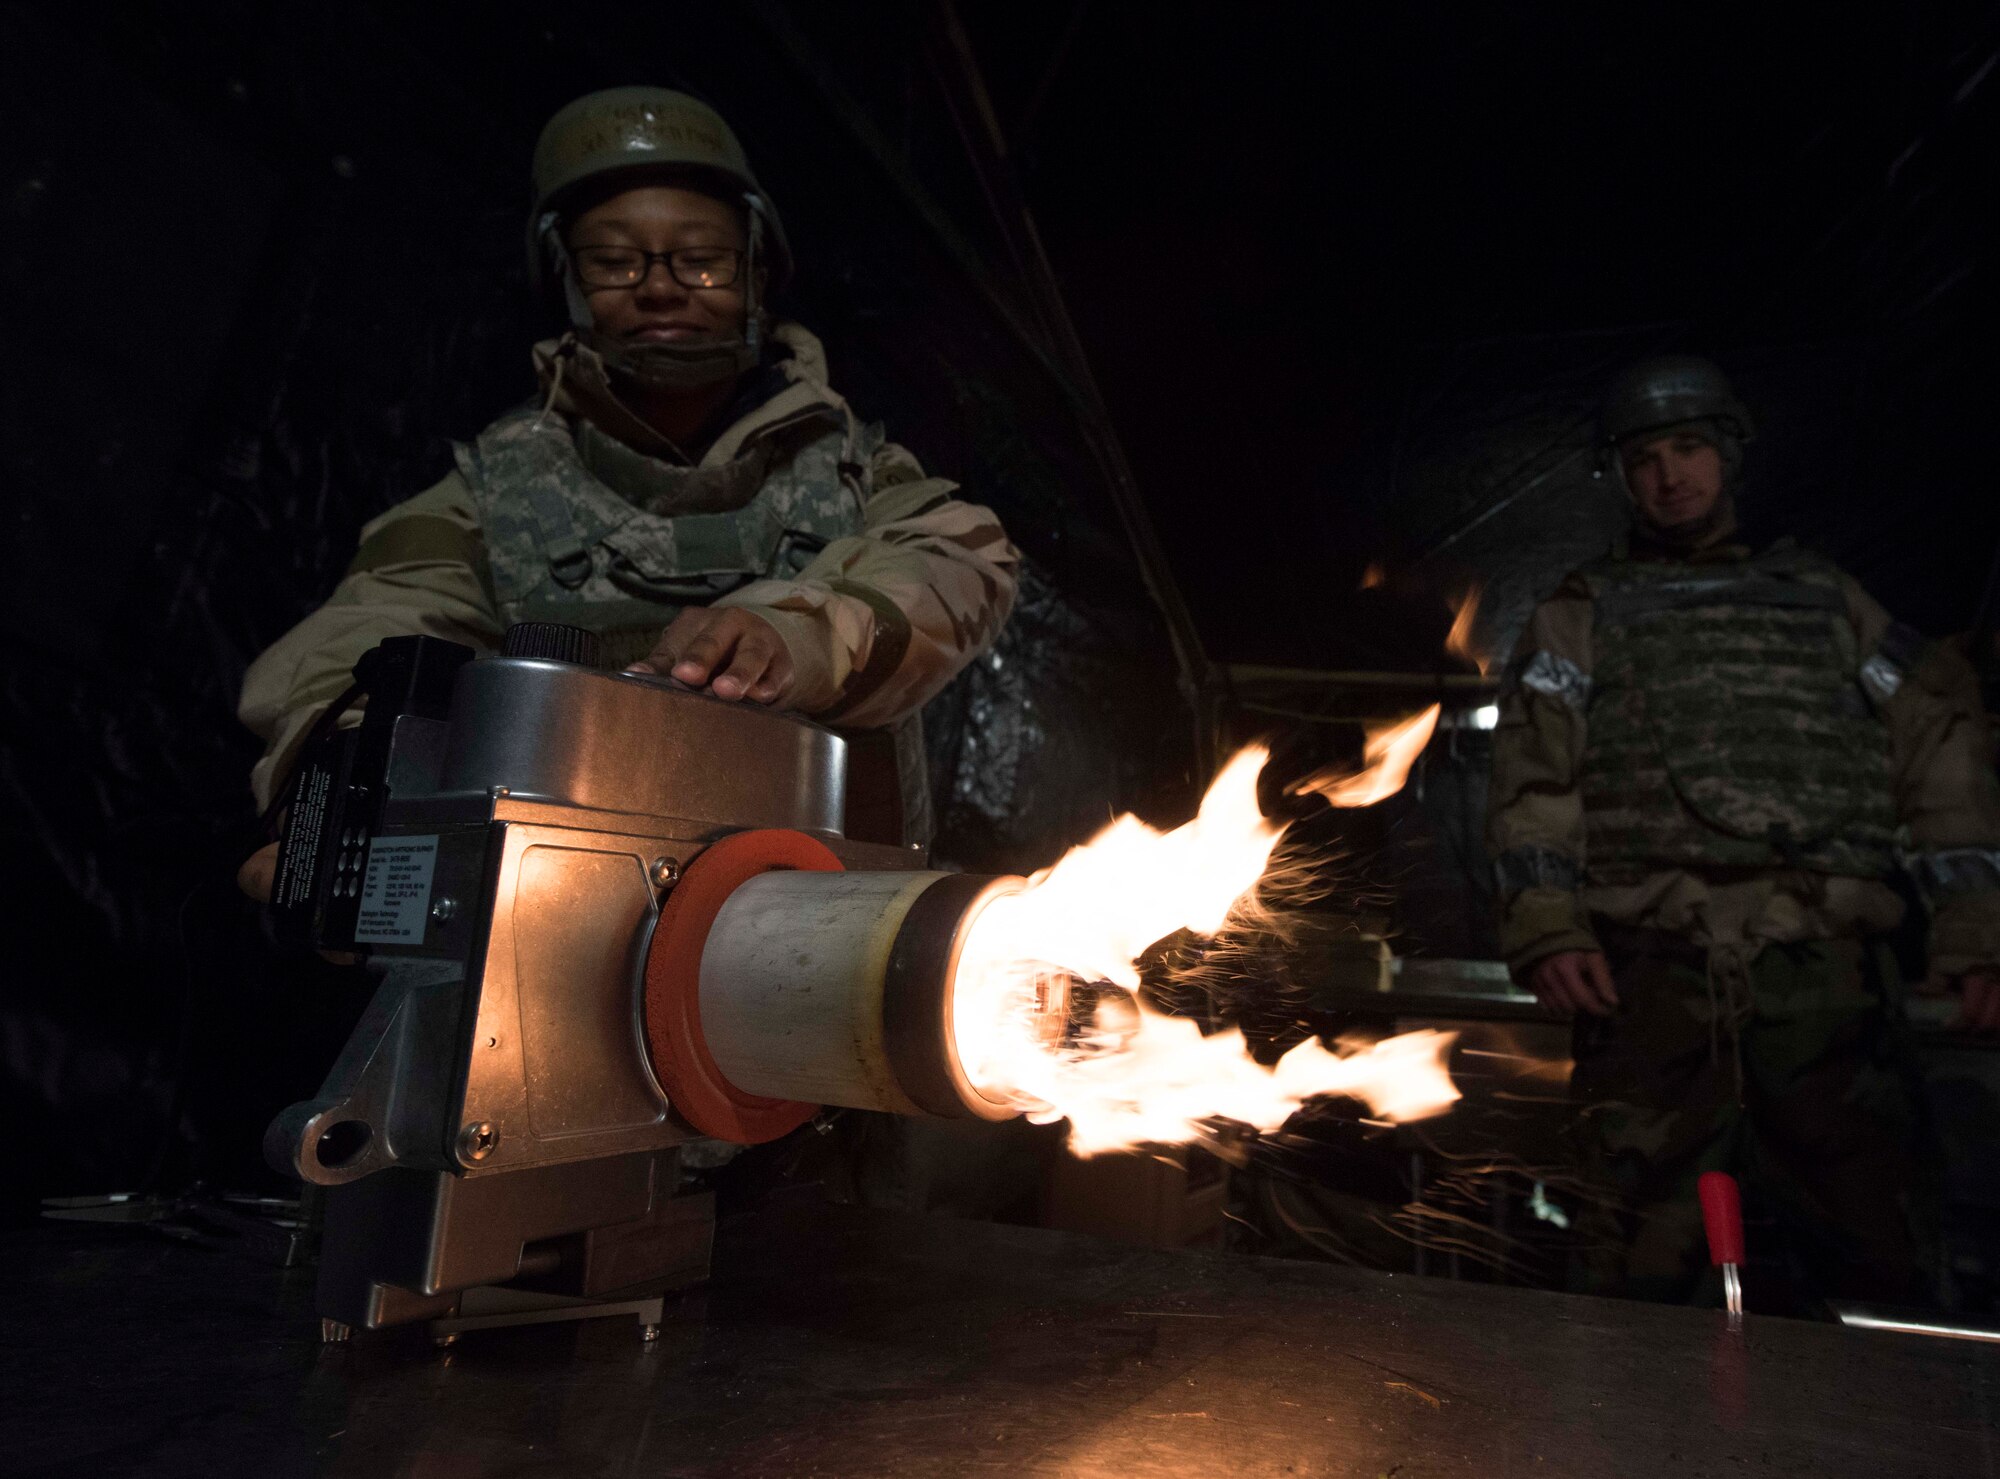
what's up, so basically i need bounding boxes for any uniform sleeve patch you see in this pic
[1859,621,1926,704]
[1493,845,1585,897]
[1909,847,2000,898]
[1515,650,1591,710]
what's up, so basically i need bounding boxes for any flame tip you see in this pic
[946,743,1455,1153]
[1446,583,1489,674]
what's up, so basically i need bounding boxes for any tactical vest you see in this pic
[1578,546,1898,884]
[456,400,873,670]
[454,399,934,848]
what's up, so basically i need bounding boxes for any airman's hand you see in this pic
[237,837,357,963]
[1954,970,2000,1033]
[627,608,794,705]
[1528,949,1619,1017]
[238,841,279,903]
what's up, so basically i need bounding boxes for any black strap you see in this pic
[523,477,595,589]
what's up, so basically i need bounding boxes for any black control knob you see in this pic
[501,621,602,668]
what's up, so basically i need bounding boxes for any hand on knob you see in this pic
[628,608,795,705]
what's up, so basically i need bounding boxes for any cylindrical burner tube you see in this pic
[698,869,1024,1121]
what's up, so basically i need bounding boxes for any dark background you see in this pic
[4,1,1996,1219]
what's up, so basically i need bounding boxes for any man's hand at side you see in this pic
[1955,970,2000,1033]
[239,841,279,902]
[628,608,794,705]
[1528,949,1619,1017]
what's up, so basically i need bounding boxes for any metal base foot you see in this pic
[424,1285,666,1347]
[321,1319,353,1344]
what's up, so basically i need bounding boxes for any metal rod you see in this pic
[1833,1305,2000,1344]
[1226,664,1499,691]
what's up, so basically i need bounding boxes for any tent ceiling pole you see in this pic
[926,0,1218,773]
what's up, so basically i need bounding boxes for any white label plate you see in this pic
[355,835,440,944]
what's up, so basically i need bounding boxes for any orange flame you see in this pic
[1289,704,1441,808]
[1360,562,1387,589]
[949,744,1459,1155]
[1446,584,1487,673]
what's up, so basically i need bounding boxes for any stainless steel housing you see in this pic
[442,659,847,832]
[268,658,911,1192]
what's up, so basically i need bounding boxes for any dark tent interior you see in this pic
[7,2,2000,1472]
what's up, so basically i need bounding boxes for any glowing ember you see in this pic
[1359,561,1387,589]
[1289,704,1441,808]
[1446,584,1488,672]
[949,744,1459,1155]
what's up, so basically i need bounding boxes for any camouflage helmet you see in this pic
[1599,355,1754,449]
[527,86,793,302]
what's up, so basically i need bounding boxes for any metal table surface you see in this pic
[5,1195,1995,1478]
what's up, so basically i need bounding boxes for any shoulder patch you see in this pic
[1493,845,1584,897]
[1511,649,1591,710]
[1860,620,1926,703]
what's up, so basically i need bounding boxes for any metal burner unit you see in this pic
[265,627,1028,1339]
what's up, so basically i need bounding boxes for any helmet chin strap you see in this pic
[538,197,767,395]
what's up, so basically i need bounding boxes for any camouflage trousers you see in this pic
[1569,927,1922,1310]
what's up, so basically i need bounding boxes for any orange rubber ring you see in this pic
[643,828,843,1144]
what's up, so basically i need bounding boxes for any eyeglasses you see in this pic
[570,245,744,291]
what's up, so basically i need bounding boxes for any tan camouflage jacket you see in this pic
[240,323,1019,810]
[1488,539,2000,982]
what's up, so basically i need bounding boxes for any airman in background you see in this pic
[1487,355,2000,1307]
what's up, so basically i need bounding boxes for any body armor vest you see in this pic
[455,400,872,670]
[1578,545,1898,883]
[453,399,933,848]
